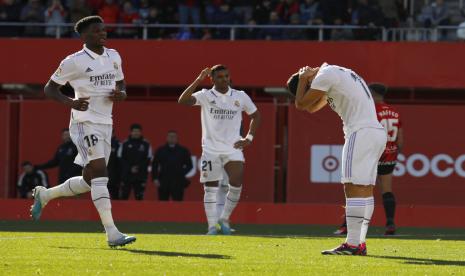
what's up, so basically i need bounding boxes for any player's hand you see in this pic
[234,138,252,150]
[109,88,127,102]
[298,66,319,81]
[197,68,211,81]
[70,97,90,111]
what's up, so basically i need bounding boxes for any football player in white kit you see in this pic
[178,65,261,235]
[30,16,135,247]
[287,63,387,255]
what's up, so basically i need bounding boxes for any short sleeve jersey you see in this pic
[310,63,383,137]
[192,87,257,154]
[376,102,402,165]
[50,45,124,125]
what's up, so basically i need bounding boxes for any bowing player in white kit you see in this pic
[30,16,135,247]
[178,65,261,235]
[287,63,387,255]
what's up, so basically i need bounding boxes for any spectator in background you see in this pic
[421,0,450,28]
[0,0,21,36]
[261,11,283,40]
[138,0,149,23]
[98,0,119,36]
[20,0,45,37]
[118,124,152,200]
[284,13,305,40]
[107,132,121,199]
[232,0,253,24]
[275,0,299,23]
[238,18,259,40]
[330,17,353,40]
[36,128,81,185]
[213,3,236,39]
[152,131,193,201]
[119,1,139,38]
[178,0,200,25]
[145,6,163,39]
[300,0,319,24]
[419,0,450,40]
[378,0,405,28]
[17,161,48,199]
[253,0,274,24]
[351,0,384,40]
[175,27,194,40]
[69,0,91,25]
[44,0,67,37]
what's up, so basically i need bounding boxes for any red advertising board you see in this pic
[287,105,465,206]
[0,39,464,88]
[16,100,276,202]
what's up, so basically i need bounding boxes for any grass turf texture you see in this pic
[1,221,464,275]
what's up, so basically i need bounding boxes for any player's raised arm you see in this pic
[178,67,211,106]
[295,66,326,111]
[44,79,89,111]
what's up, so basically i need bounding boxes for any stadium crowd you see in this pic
[0,0,461,40]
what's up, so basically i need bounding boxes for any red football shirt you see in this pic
[376,102,402,165]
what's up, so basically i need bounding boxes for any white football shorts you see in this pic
[200,150,245,183]
[69,122,112,167]
[341,127,387,185]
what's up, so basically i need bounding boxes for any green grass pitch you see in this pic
[1,221,464,275]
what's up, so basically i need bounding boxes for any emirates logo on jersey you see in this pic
[89,73,116,87]
[209,108,238,120]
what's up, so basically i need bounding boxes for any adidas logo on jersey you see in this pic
[85,67,93,73]
[210,100,216,105]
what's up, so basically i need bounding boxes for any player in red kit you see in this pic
[334,83,404,236]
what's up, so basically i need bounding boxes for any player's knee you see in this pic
[88,159,108,178]
[344,183,373,198]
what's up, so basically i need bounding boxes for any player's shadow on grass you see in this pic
[369,255,465,267]
[121,248,232,259]
[55,246,231,260]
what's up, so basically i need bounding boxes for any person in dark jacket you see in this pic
[36,128,82,184]
[152,131,193,201]
[18,161,49,199]
[107,132,121,199]
[118,124,152,200]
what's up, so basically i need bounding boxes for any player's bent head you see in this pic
[211,64,228,78]
[74,15,104,35]
[368,83,387,97]
[286,72,300,97]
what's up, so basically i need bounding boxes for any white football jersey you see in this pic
[193,87,257,154]
[310,63,383,137]
[50,45,124,125]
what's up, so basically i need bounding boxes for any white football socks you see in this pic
[204,186,219,229]
[216,185,228,221]
[345,197,365,246]
[91,177,121,241]
[360,197,375,244]
[42,176,90,204]
[219,185,242,222]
